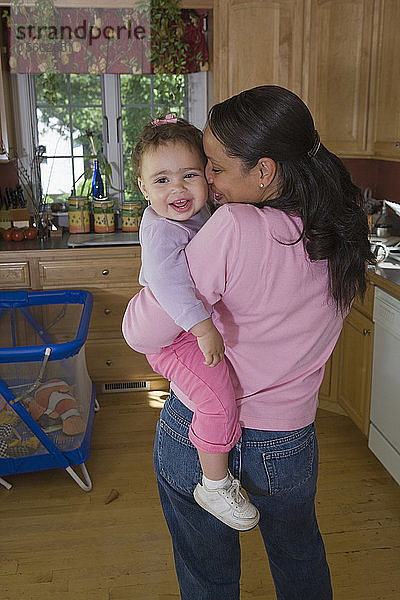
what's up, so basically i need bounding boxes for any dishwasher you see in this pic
[368,287,400,485]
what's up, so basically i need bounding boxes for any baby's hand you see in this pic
[189,318,225,367]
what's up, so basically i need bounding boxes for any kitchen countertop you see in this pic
[368,263,400,299]
[0,234,70,252]
[0,231,139,253]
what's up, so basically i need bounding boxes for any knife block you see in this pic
[0,209,11,229]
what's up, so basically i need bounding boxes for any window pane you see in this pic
[71,107,103,157]
[153,74,186,115]
[74,157,91,197]
[40,157,73,203]
[121,106,152,157]
[123,153,135,196]
[37,108,70,155]
[120,74,152,106]
[35,74,105,201]
[70,74,102,106]
[35,73,68,107]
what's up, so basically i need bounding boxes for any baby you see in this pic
[128,114,259,531]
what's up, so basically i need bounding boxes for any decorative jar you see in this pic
[68,197,90,233]
[122,201,142,232]
[93,199,115,233]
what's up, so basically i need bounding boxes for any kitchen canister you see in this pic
[121,201,142,232]
[68,197,90,233]
[93,199,115,233]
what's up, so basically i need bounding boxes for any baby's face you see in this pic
[138,142,208,221]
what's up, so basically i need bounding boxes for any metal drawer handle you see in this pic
[106,360,112,366]
[363,328,371,336]
[104,308,111,315]
[102,269,109,276]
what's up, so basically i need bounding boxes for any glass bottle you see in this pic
[92,159,105,199]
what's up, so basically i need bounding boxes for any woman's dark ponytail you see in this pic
[208,85,376,313]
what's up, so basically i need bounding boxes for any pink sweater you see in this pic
[122,203,345,431]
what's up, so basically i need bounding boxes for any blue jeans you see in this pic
[153,391,332,600]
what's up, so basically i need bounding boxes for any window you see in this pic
[14,71,208,207]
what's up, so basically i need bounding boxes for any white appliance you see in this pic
[369,287,400,485]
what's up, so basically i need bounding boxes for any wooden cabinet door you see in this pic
[337,307,374,436]
[303,0,374,156]
[213,0,305,102]
[370,0,400,159]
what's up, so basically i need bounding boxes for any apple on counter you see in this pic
[1,226,38,241]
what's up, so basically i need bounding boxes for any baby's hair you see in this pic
[132,116,206,178]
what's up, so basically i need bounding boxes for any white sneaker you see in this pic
[193,477,260,531]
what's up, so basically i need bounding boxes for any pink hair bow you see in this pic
[152,113,178,126]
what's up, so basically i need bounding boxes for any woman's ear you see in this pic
[258,158,277,187]
[137,178,148,199]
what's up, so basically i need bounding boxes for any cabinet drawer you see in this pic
[89,287,140,334]
[0,262,30,288]
[39,257,140,287]
[85,339,160,383]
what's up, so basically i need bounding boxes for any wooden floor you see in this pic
[1,391,400,600]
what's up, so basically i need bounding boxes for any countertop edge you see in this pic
[368,270,400,300]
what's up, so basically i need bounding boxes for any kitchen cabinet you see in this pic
[319,281,375,434]
[318,349,346,415]
[303,0,374,157]
[337,300,374,436]
[369,0,400,160]
[213,0,305,102]
[211,0,400,160]
[0,245,168,392]
[212,0,374,156]
[298,283,376,434]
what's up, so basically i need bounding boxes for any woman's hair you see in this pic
[131,116,206,178]
[207,85,376,313]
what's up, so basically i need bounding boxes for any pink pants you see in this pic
[147,331,242,454]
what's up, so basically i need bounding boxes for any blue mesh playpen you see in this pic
[0,289,96,491]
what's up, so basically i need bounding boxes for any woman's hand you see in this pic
[189,318,225,367]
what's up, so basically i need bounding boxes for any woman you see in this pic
[122,85,375,599]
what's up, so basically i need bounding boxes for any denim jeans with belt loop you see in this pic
[153,390,333,600]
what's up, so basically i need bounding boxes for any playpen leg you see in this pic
[65,463,93,491]
[0,477,12,490]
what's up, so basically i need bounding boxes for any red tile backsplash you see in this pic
[0,160,18,193]
[343,158,400,205]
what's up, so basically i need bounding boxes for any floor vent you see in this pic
[101,381,151,393]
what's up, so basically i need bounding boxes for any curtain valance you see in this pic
[7,2,208,74]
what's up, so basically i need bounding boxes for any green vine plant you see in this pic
[151,0,188,74]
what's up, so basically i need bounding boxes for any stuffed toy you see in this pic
[28,379,85,436]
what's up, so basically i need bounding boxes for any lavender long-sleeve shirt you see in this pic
[138,204,211,331]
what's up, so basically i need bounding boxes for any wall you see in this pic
[343,158,400,234]
[0,160,18,195]
[343,158,400,205]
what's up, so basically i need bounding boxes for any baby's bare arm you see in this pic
[189,318,225,367]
